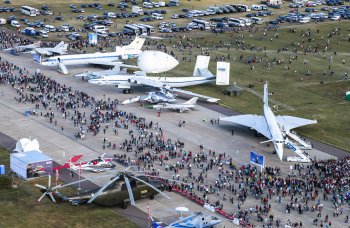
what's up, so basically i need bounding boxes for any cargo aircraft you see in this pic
[88,54,227,103]
[40,36,147,74]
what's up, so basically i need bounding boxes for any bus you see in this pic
[139,24,155,34]
[123,24,141,35]
[192,19,210,30]
[228,18,246,27]
[131,24,148,35]
[21,6,39,17]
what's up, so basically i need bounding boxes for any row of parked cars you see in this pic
[268,5,350,25]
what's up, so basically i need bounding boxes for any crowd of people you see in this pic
[0,24,349,227]
[1,52,350,227]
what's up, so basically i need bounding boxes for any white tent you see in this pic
[14,138,41,153]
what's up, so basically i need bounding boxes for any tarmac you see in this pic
[0,50,347,227]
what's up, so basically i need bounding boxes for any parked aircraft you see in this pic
[40,36,146,74]
[122,88,177,104]
[4,41,41,53]
[149,212,222,228]
[220,82,317,161]
[34,41,68,56]
[35,168,177,208]
[54,153,116,173]
[88,54,226,103]
[153,97,198,113]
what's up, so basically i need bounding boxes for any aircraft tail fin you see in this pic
[192,55,213,78]
[263,82,268,105]
[69,154,83,163]
[54,41,64,49]
[123,36,145,50]
[184,97,198,105]
[61,43,69,51]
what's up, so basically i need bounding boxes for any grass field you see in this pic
[0,148,138,228]
[1,0,350,152]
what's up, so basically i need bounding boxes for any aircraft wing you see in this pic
[276,115,317,132]
[172,88,220,103]
[35,48,52,55]
[129,77,165,88]
[88,60,122,66]
[220,115,272,139]
[50,49,67,55]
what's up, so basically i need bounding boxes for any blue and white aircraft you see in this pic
[220,82,317,161]
[88,54,222,99]
[40,36,146,74]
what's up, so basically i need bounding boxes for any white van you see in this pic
[93,25,108,32]
[44,24,56,32]
[60,25,70,32]
[299,17,310,23]
[0,18,6,25]
[251,17,264,24]
[152,13,163,20]
[132,6,143,14]
[11,20,20,28]
[38,30,48,38]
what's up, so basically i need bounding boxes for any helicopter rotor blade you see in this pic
[140,174,191,186]
[37,192,47,202]
[35,184,47,190]
[87,175,120,204]
[130,175,170,200]
[52,173,115,190]
[48,193,56,203]
[124,175,135,206]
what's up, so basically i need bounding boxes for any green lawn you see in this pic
[0,148,138,228]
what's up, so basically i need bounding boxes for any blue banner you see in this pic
[88,33,98,45]
[250,151,265,167]
[32,54,41,63]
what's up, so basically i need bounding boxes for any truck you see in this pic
[169,0,180,6]
[132,6,143,14]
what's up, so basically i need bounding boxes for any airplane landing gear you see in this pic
[123,89,134,94]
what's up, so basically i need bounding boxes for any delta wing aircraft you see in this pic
[35,41,68,56]
[5,41,41,53]
[152,97,198,113]
[220,82,317,161]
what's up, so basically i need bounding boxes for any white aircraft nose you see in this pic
[137,51,179,74]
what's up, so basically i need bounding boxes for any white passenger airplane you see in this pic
[220,82,317,161]
[153,97,198,113]
[35,41,68,56]
[40,36,146,74]
[88,54,222,100]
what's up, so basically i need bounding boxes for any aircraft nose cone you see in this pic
[138,51,178,74]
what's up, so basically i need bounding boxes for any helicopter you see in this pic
[35,168,184,209]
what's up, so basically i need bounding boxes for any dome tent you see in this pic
[14,138,41,153]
